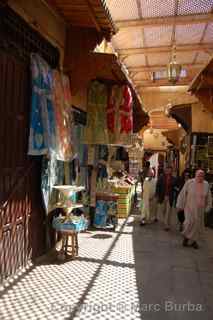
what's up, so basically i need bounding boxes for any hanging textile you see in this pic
[28,53,56,155]
[107,85,133,145]
[41,155,67,214]
[83,81,109,145]
[52,71,74,161]
[120,85,133,135]
[73,124,88,166]
[107,85,122,144]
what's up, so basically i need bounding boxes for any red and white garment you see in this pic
[119,85,133,134]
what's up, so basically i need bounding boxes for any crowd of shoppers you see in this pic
[139,162,212,249]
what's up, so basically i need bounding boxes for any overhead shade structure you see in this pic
[66,52,149,132]
[169,104,192,133]
[46,0,116,40]
[132,95,149,133]
[162,129,181,148]
[189,57,213,114]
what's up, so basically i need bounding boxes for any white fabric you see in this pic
[141,178,156,221]
[176,179,212,241]
[158,196,172,228]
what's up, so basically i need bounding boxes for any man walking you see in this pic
[176,169,212,249]
[155,166,177,231]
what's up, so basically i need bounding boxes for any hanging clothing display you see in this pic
[41,154,65,214]
[28,54,74,161]
[107,85,133,145]
[83,81,109,145]
[28,53,56,155]
[73,124,88,166]
[52,70,74,161]
[107,85,122,144]
[120,85,133,135]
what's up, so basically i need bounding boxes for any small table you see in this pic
[59,229,78,259]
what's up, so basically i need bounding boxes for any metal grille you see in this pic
[124,54,146,67]
[175,51,196,64]
[105,0,139,20]
[147,53,170,65]
[175,23,206,44]
[144,25,173,47]
[178,0,213,15]
[134,71,149,80]
[112,28,143,49]
[141,0,176,18]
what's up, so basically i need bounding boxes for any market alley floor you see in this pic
[1,211,213,320]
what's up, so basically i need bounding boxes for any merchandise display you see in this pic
[28,53,74,161]
[52,214,88,232]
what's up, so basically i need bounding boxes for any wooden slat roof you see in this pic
[105,0,213,131]
[46,0,116,39]
[189,55,213,91]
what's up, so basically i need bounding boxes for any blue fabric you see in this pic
[28,54,56,156]
[94,200,108,227]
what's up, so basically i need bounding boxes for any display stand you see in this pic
[52,185,86,260]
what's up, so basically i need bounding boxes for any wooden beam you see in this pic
[135,78,192,87]
[201,73,213,87]
[118,43,213,55]
[116,13,213,28]
[85,0,101,32]
[128,63,205,73]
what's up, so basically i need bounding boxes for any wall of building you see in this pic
[192,102,213,133]
[8,0,66,65]
[143,129,170,151]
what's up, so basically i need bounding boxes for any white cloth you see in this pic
[158,196,172,228]
[141,178,156,221]
[176,179,212,241]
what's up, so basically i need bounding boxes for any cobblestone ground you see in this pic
[0,209,213,320]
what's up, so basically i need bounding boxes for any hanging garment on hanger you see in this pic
[52,71,74,161]
[28,54,57,155]
[120,85,133,134]
[107,85,133,145]
[107,85,123,144]
[83,81,109,145]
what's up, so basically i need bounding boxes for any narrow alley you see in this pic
[1,212,213,320]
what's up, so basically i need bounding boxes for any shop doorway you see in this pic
[0,6,59,284]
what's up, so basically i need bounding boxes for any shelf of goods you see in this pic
[112,185,135,218]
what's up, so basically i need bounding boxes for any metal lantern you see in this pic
[167,47,182,84]
[167,61,182,84]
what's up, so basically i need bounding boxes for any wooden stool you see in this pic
[60,230,78,258]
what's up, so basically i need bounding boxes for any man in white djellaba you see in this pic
[140,169,156,225]
[176,169,212,249]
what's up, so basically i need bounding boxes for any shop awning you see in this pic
[46,0,116,40]
[169,104,192,133]
[188,56,213,113]
[162,129,181,148]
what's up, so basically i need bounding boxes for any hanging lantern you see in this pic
[167,46,182,84]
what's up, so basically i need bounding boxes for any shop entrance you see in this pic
[0,6,59,284]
